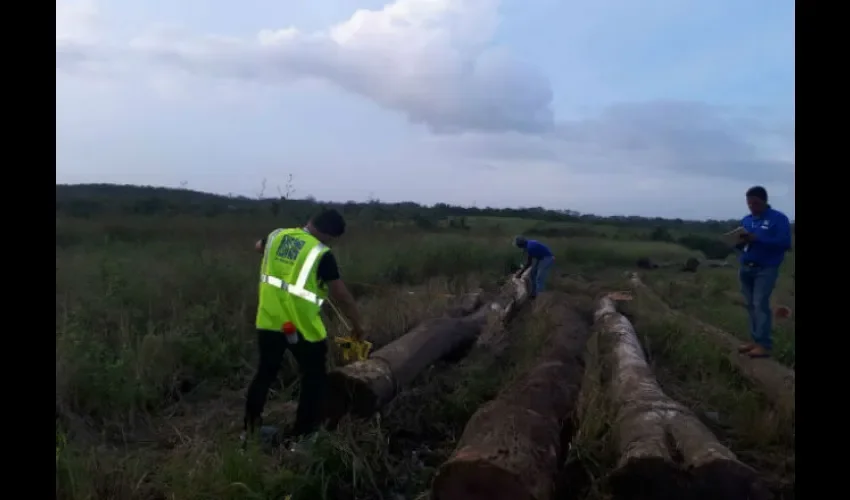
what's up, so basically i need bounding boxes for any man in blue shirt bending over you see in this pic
[736,186,792,359]
[514,236,555,299]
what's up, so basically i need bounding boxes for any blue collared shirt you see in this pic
[739,207,792,267]
[526,240,553,259]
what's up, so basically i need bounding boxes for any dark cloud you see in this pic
[431,101,793,183]
[547,101,791,181]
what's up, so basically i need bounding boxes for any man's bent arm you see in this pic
[255,235,270,253]
[758,215,792,250]
[517,254,534,274]
[328,279,365,332]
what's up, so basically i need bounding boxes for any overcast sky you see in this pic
[56,0,795,220]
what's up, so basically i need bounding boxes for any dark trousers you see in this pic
[244,329,328,436]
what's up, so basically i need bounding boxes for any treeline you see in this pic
[56,183,795,260]
[56,183,741,230]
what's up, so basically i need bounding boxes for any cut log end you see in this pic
[691,461,774,500]
[608,457,689,500]
[325,362,392,419]
[434,301,590,500]
[432,458,533,500]
[610,458,772,500]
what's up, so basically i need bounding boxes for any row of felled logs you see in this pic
[630,273,795,414]
[325,270,533,419]
[595,296,772,500]
[432,298,590,500]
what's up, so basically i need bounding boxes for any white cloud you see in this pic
[56,0,99,44]
[55,0,795,219]
[57,0,554,134]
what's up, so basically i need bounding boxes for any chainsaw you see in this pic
[334,336,372,362]
[327,298,372,362]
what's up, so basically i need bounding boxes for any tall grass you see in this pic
[639,265,796,367]
[56,213,705,499]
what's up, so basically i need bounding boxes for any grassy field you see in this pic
[55,188,795,500]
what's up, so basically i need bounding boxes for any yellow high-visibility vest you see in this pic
[256,228,330,342]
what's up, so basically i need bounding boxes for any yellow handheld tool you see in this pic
[334,336,373,362]
[326,298,372,362]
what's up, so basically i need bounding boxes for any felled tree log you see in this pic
[595,296,771,500]
[630,273,795,413]
[445,290,485,318]
[463,270,532,329]
[326,272,532,419]
[431,302,589,500]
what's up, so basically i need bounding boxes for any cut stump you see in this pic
[432,301,590,500]
[595,296,772,500]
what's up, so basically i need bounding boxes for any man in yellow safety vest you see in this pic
[243,208,366,441]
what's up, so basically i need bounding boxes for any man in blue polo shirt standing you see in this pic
[514,236,555,299]
[736,186,792,358]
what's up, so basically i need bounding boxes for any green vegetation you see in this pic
[639,263,795,367]
[56,184,794,500]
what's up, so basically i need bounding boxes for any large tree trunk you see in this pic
[326,272,532,419]
[630,273,795,414]
[431,301,590,500]
[595,296,771,500]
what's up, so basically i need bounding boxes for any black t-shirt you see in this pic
[261,236,340,284]
[316,251,340,284]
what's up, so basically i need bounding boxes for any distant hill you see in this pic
[56,183,263,218]
[56,183,247,206]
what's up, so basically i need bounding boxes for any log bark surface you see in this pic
[630,273,795,413]
[595,297,771,500]
[431,300,590,500]
[326,273,532,419]
[445,291,485,318]
[464,272,531,327]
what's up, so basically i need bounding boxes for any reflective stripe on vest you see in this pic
[259,244,326,306]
